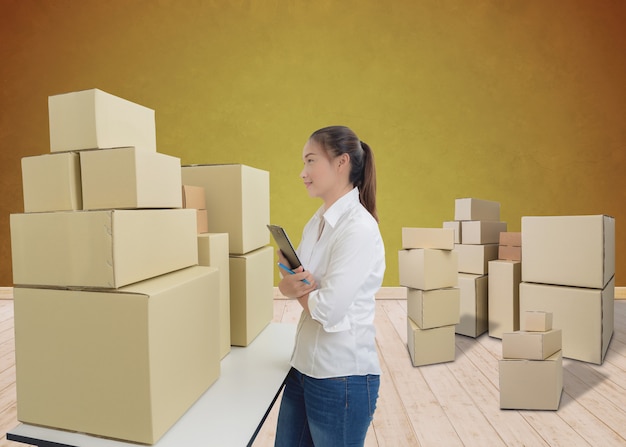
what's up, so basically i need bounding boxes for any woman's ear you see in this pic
[338,153,350,168]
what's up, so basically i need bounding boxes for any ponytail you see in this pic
[358,141,378,222]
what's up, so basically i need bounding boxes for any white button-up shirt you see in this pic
[290,187,385,378]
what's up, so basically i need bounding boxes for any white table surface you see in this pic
[7,322,296,447]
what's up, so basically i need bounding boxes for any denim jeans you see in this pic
[274,367,380,447]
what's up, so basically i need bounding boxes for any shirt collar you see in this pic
[321,187,360,228]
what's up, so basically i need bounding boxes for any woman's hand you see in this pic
[277,250,316,305]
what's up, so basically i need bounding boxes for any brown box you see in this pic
[488,260,521,339]
[498,245,522,261]
[522,311,553,332]
[456,273,488,338]
[461,221,508,245]
[502,329,562,360]
[401,227,455,250]
[454,198,500,221]
[407,318,455,367]
[499,232,522,247]
[407,287,460,329]
[197,209,209,234]
[398,249,458,291]
[443,221,461,243]
[454,243,498,274]
[182,185,207,210]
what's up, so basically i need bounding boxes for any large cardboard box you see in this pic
[398,249,458,290]
[11,209,198,288]
[521,215,615,289]
[407,318,455,366]
[519,278,614,364]
[502,329,562,360]
[454,198,500,221]
[401,227,454,250]
[182,164,269,255]
[499,351,563,410]
[456,273,488,338]
[407,287,460,329]
[198,232,231,358]
[461,221,507,245]
[229,245,274,346]
[454,243,498,275]
[488,260,521,339]
[21,152,82,213]
[48,89,156,153]
[443,221,461,243]
[80,147,182,210]
[14,266,220,444]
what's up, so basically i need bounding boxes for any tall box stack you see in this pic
[488,232,522,339]
[12,89,221,445]
[499,311,563,410]
[399,228,460,367]
[519,215,615,364]
[449,198,505,338]
[181,164,273,347]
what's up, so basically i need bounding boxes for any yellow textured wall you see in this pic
[1,0,625,287]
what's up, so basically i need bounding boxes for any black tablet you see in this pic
[267,224,302,269]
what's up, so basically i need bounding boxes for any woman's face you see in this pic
[300,139,344,203]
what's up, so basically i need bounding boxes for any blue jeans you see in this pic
[274,368,380,447]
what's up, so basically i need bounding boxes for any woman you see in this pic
[274,125,385,447]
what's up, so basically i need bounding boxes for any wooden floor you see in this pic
[2,298,626,447]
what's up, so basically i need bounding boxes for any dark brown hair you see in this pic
[309,125,378,222]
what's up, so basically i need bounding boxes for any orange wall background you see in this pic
[1,0,625,287]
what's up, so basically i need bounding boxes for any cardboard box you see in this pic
[407,287,460,329]
[182,164,269,255]
[407,318,455,367]
[197,209,209,234]
[502,329,562,360]
[487,260,521,339]
[499,232,521,247]
[229,245,274,346]
[11,209,198,288]
[401,227,455,250]
[521,215,615,289]
[198,233,231,358]
[498,245,522,261]
[182,185,206,210]
[48,88,156,153]
[522,311,553,332]
[443,221,461,243]
[461,221,507,245]
[454,243,498,274]
[398,249,458,290]
[14,266,221,444]
[456,273,488,338]
[454,198,500,222]
[519,278,614,364]
[499,351,563,410]
[80,147,182,210]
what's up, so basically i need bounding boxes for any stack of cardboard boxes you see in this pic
[499,311,563,410]
[399,228,460,366]
[12,89,221,444]
[519,215,615,364]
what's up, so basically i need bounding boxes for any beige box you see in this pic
[182,164,269,255]
[499,232,522,247]
[520,278,614,364]
[14,266,220,444]
[229,245,274,346]
[456,273,488,338]
[401,227,455,250]
[488,260,521,339]
[196,209,209,234]
[521,215,615,289]
[461,221,507,245]
[522,311,553,332]
[407,287,460,329]
[21,152,83,213]
[454,198,500,221]
[502,329,562,360]
[11,209,198,288]
[443,221,461,243]
[80,147,182,210]
[498,245,522,261]
[499,351,563,410]
[48,88,156,153]
[454,243,498,274]
[198,233,231,358]
[182,185,206,210]
[398,249,458,290]
[407,318,456,367]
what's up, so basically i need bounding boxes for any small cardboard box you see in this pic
[521,215,615,289]
[182,164,270,255]
[398,249,458,291]
[443,221,461,243]
[461,221,508,245]
[407,318,455,367]
[198,233,231,358]
[454,243,499,274]
[401,227,455,250]
[407,287,460,329]
[80,147,182,210]
[498,245,522,261]
[522,311,553,332]
[502,329,562,360]
[182,185,207,210]
[499,351,563,410]
[14,266,221,444]
[11,209,198,288]
[48,88,156,153]
[21,152,83,213]
[229,245,274,346]
[499,232,521,247]
[456,273,488,338]
[454,198,500,222]
[197,209,209,234]
[520,278,614,364]
[487,260,521,339]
